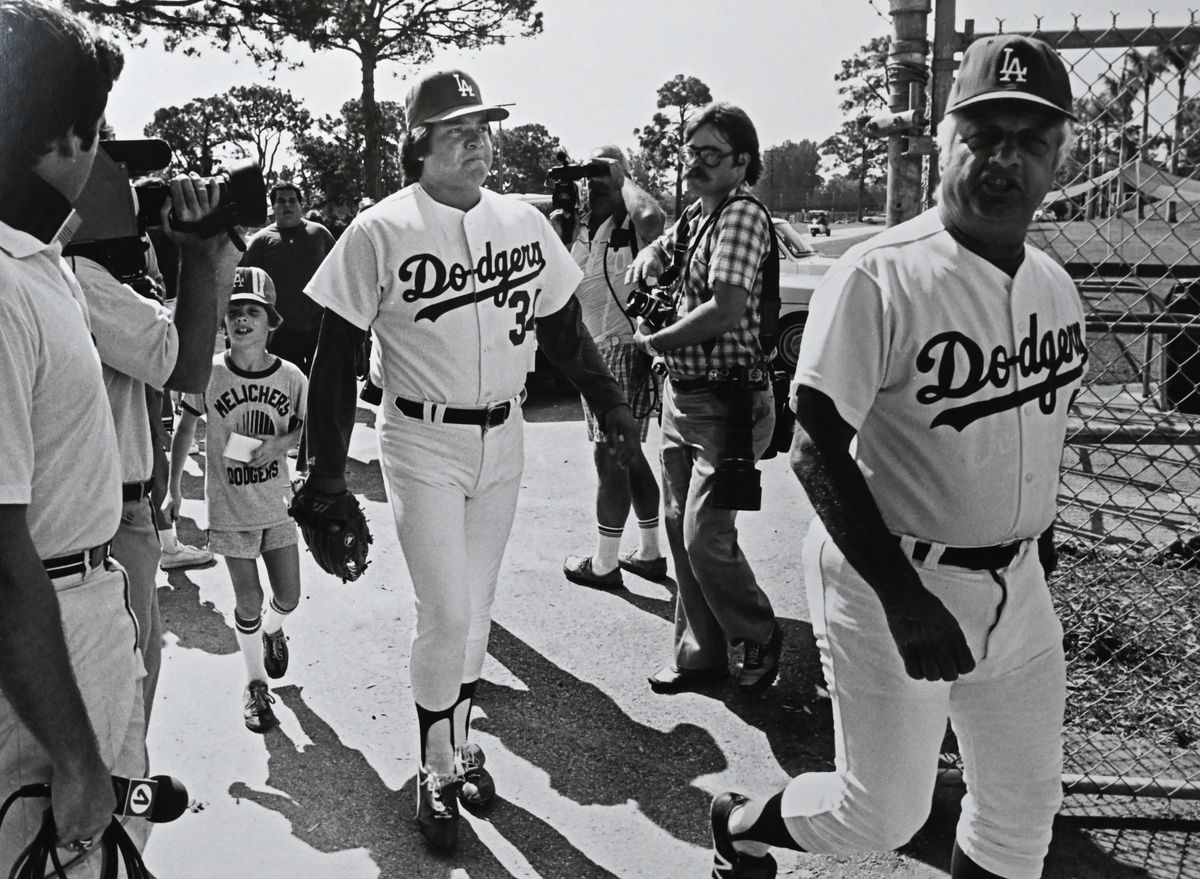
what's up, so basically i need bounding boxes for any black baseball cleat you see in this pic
[456,742,496,810]
[416,768,462,851]
[710,792,778,879]
[262,628,289,679]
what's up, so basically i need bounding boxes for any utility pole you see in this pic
[886,0,932,225]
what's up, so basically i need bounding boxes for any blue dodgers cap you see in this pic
[947,34,1076,120]
[405,69,511,129]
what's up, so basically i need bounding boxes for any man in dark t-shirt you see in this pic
[241,182,335,471]
[240,182,336,374]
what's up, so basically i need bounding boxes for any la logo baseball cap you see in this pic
[946,34,1076,120]
[405,69,511,129]
[230,266,282,327]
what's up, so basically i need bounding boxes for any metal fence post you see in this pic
[886,0,932,225]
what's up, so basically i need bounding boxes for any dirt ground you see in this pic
[140,384,1198,878]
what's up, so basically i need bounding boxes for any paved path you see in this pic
[140,389,1183,878]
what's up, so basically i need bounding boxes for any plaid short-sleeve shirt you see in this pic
[657,184,771,378]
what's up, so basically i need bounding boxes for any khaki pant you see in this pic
[0,561,149,877]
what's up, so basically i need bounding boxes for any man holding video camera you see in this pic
[561,145,668,589]
[0,0,150,866]
[66,139,243,725]
[628,102,782,696]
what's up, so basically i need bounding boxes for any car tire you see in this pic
[775,313,808,373]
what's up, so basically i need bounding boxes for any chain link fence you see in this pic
[926,9,1200,830]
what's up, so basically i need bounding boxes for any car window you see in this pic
[773,221,817,258]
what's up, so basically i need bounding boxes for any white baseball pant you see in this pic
[782,519,1065,879]
[377,399,523,772]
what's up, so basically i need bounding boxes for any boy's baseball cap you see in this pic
[405,69,510,129]
[230,266,282,327]
[946,34,1076,120]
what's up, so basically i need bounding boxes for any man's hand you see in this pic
[632,321,658,358]
[602,404,641,468]
[625,246,664,289]
[882,585,976,682]
[161,174,242,255]
[52,753,116,853]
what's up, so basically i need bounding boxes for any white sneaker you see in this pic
[160,543,214,570]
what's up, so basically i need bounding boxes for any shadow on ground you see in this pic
[475,622,727,847]
[606,576,836,779]
[230,685,623,878]
[159,568,237,656]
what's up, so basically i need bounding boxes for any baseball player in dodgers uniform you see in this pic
[707,36,1085,879]
[300,69,639,851]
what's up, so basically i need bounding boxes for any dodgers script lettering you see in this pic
[399,240,546,323]
[915,313,1086,431]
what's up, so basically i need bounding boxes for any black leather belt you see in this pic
[122,479,153,503]
[393,392,525,431]
[897,536,1023,570]
[43,542,112,579]
[670,369,771,394]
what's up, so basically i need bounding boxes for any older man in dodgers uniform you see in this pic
[705,35,1086,879]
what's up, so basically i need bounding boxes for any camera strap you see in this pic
[686,193,779,361]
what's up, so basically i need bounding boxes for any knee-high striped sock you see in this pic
[416,702,456,776]
[637,515,661,559]
[234,611,268,684]
[263,595,296,635]
[594,523,623,574]
[452,680,477,746]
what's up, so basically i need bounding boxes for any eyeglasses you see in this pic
[683,145,734,168]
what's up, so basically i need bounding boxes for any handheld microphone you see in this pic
[25,775,189,824]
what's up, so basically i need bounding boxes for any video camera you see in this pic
[66,139,267,292]
[543,151,607,245]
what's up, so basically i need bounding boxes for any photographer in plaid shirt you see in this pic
[629,103,782,696]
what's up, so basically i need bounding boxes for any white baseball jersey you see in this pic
[792,208,1086,547]
[305,183,582,405]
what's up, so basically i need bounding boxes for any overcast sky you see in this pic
[103,0,1191,170]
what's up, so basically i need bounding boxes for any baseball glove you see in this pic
[288,480,372,582]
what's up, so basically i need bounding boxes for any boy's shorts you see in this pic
[208,522,298,559]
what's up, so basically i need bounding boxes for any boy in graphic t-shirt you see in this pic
[166,267,307,733]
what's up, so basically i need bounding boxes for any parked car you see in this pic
[773,218,837,371]
[807,211,831,237]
